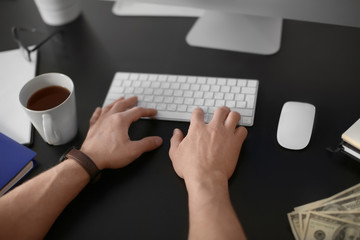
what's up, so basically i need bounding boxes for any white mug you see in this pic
[19,73,77,145]
[34,0,82,26]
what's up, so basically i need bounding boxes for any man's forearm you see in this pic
[0,159,90,240]
[185,175,247,240]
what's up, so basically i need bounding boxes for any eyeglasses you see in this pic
[11,27,60,62]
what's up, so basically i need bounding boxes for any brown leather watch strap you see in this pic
[65,148,101,183]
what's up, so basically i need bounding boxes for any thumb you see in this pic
[169,128,184,157]
[133,136,163,154]
[235,126,248,144]
[89,107,102,126]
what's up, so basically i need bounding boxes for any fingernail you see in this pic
[173,128,179,135]
[155,137,163,145]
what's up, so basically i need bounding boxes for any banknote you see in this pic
[294,183,360,212]
[324,211,360,223]
[300,212,308,238]
[289,183,360,239]
[310,193,360,212]
[302,212,360,240]
[288,212,301,240]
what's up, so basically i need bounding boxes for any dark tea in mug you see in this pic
[27,86,70,111]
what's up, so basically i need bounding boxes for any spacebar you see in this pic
[155,111,192,121]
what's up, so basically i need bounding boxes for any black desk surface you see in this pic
[1,0,360,239]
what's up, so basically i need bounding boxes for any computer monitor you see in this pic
[114,0,360,55]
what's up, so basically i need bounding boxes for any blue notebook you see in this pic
[0,132,37,196]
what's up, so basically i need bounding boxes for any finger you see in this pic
[169,128,184,158]
[102,97,125,113]
[235,126,248,144]
[124,106,158,123]
[210,106,231,125]
[224,111,241,129]
[189,108,204,131]
[131,136,163,157]
[89,107,102,126]
[111,96,138,113]
[190,108,204,123]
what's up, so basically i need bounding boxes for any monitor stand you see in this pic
[186,11,283,55]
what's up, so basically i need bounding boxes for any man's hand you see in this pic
[80,96,163,170]
[169,107,248,240]
[169,106,247,183]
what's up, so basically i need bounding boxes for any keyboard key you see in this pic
[148,74,157,81]
[116,72,130,80]
[237,80,247,87]
[205,99,215,106]
[166,104,177,111]
[164,89,173,96]
[207,77,216,85]
[241,117,253,125]
[197,77,206,84]
[235,109,253,117]
[164,97,174,103]
[204,92,214,99]
[226,100,236,108]
[139,74,148,81]
[236,101,246,108]
[177,105,187,112]
[156,111,192,121]
[210,85,220,92]
[227,78,237,86]
[184,98,194,105]
[184,91,193,98]
[214,92,224,99]
[157,103,166,110]
[242,87,256,94]
[225,93,234,100]
[217,78,226,85]
[246,95,256,108]
[129,73,139,80]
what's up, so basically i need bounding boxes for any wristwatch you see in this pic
[60,147,101,183]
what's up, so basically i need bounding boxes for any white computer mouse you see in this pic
[277,101,316,150]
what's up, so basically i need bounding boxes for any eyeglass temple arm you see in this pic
[31,30,61,51]
[11,27,62,52]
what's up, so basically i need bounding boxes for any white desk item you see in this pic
[34,0,81,26]
[186,11,282,55]
[103,72,259,126]
[277,101,316,150]
[340,118,360,161]
[19,73,77,146]
[112,1,204,17]
[342,119,360,150]
[110,0,360,55]
[0,48,37,145]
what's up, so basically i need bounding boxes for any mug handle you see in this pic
[42,114,60,145]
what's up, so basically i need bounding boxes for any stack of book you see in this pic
[0,132,37,196]
[341,119,360,161]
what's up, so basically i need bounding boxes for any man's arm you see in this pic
[169,107,248,240]
[0,96,163,240]
[0,159,90,239]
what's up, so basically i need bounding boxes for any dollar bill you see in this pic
[303,212,360,240]
[289,183,360,239]
[288,212,302,240]
[310,193,360,212]
[323,211,360,223]
[295,183,360,212]
[300,212,309,238]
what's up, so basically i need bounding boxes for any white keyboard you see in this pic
[103,72,259,126]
